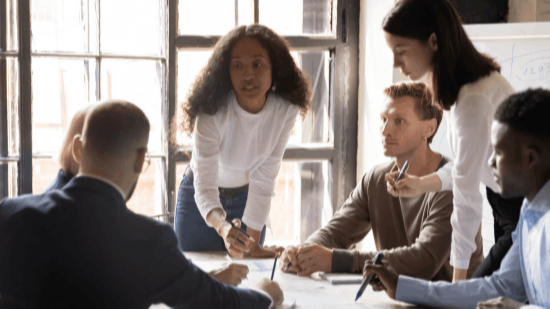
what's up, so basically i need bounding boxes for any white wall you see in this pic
[357,0,395,183]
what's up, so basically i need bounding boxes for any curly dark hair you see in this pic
[178,24,311,136]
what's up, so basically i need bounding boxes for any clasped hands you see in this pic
[279,244,333,276]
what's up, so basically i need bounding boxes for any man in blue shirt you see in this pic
[364,88,550,309]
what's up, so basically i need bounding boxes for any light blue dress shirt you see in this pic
[395,179,550,309]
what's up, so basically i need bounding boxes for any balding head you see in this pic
[82,100,150,165]
[72,100,150,200]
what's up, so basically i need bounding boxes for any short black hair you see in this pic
[495,88,550,141]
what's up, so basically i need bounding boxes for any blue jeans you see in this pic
[174,173,266,251]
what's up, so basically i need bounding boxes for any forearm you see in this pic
[419,173,443,193]
[206,208,227,233]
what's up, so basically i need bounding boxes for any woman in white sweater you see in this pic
[382,0,522,281]
[175,24,310,259]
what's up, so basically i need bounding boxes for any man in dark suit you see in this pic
[0,100,282,308]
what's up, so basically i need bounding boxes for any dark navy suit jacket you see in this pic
[0,177,271,308]
[44,169,74,192]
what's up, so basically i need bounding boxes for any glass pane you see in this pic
[127,158,164,217]
[32,57,97,155]
[176,51,212,146]
[259,0,332,35]
[5,58,19,156]
[8,162,18,197]
[32,157,60,194]
[101,0,164,55]
[31,0,98,53]
[4,0,18,51]
[179,0,238,35]
[100,59,164,153]
[288,51,331,145]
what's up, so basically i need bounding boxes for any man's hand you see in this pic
[208,262,249,286]
[293,244,332,276]
[252,278,284,307]
[280,246,300,273]
[476,297,525,309]
[363,263,398,300]
[217,219,252,258]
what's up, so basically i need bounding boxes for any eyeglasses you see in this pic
[141,151,151,174]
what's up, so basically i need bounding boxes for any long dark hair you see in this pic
[179,24,311,135]
[382,0,501,110]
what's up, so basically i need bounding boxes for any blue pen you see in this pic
[271,257,278,280]
[230,221,251,245]
[355,252,385,302]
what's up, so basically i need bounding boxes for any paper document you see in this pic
[320,273,363,285]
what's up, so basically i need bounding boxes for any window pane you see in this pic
[101,0,164,55]
[100,59,164,153]
[5,58,19,156]
[32,157,60,194]
[31,0,98,53]
[179,0,240,35]
[288,51,331,145]
[8,162,18,197]
[259,0,332,35]
[176,51,212,146]
[127,158,164,217]
[32,57,97,154]
[2,0,18,51]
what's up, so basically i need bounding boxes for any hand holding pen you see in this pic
[279,245,300,273]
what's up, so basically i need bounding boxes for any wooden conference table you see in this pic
[174,251,424,309]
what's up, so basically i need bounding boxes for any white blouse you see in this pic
[190,91,299,231]
[435,70,516,269]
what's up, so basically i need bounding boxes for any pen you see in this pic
[355,252,385,302]
[230,221,251,245]
[392,160,410,193]
[283,262,292,272]
[271,257,278,280]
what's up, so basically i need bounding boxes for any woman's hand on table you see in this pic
[245,226,284,258]
[216,218,252,258]
[208,262,249,286]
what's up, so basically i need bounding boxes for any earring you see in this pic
[271,84,276,91]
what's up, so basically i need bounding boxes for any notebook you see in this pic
[319,273,363,285]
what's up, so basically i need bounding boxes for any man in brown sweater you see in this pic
[280,82,484,282]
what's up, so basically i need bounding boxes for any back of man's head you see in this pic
[81,100,150,175]
[383,82,443,144]
[495,88,550,144]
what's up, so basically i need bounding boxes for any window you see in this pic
[1,0,358,245]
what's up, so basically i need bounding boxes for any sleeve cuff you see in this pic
[395,275,430,305]
[199,205,226,228]
[331,249,354,273]
[449,256,470,270]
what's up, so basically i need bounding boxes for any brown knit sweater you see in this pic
[304,157,484,282]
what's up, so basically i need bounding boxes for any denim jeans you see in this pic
[174,173,266,251]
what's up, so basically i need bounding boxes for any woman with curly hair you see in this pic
[175,24,311,262]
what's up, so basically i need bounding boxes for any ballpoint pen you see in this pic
[392,160,410,193]
[355,252,385,302]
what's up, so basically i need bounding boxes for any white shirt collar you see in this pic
[526,178,550,213]
[76,173,127,201]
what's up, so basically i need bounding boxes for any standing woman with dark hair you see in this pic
[382,0,523,281]
[175,25,310,260]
